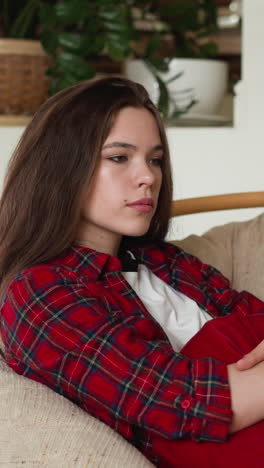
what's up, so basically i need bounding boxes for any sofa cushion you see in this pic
[0,355,153,467]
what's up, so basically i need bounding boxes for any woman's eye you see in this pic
[109,155,128,163]
[150,158,163,167]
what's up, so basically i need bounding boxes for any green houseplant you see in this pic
[1,0,200,118]
[40,0,185,112]
[37,0,137,94]
[1,0,145,115]
[1,0,136,95]
[1,0,183,116]
[1,0,224,120]
[125,0,229,122]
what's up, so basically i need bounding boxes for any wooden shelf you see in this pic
[207,28,241,56]
[133,28,241,59]
[0,115,32,127]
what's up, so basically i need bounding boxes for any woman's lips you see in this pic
[127,198,154,213]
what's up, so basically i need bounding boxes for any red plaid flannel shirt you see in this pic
[1,241,263,462]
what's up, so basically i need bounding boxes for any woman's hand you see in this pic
[228,360,264,433]
[236,340,264,370]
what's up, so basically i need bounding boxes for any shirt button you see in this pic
[181,399,191,409]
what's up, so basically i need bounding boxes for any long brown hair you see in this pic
[0,77,172,297]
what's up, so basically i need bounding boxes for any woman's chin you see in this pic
[123,226,150,238]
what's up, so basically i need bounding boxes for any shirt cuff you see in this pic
[175,358,233,442]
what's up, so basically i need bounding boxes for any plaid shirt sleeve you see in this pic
[1,264,233,444]
[161,241,264,319]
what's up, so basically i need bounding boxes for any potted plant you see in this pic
[1,0,198,119]
[0,0,51,115]
[125,0,229,122]
[40,0,185,119]
[1,0,227,122]
[0,0,136,113]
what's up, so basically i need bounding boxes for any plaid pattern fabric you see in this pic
[1,241,262,462]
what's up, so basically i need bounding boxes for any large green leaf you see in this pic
[106,28,131,44]
[107,34,131,61]
[58,33,99,54]
[99,5,133,37]
[49,74,81,95]
[103,21,130,34]
[57,53,95,80]
[54,0,91,24]
[144,60,169,119]
[99,6,126,22]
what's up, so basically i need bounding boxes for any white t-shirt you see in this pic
[123,263,212,352]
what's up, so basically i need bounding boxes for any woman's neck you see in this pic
[75,221,121,256]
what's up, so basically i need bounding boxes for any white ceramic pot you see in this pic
[124,58,228,117]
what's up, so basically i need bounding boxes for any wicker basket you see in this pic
[0,39,51,116]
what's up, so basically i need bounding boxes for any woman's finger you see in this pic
[236,340,264,370]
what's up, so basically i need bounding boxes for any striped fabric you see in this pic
[1,241,262,464]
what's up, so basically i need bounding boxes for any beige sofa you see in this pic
[1,213,264,467]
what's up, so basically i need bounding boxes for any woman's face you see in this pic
[77,106,163,255]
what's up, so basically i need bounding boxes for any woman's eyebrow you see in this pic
[102,141,163,152]
[151,144,164,153]
[102,142,137,150]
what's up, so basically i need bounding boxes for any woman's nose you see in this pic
[135,162,155,186]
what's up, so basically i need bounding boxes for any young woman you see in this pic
[0,77,264,467]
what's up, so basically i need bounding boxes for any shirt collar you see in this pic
[52,244,123,280]
[52,242,163,281]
